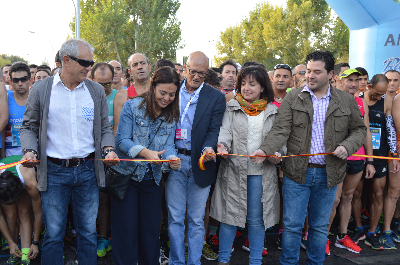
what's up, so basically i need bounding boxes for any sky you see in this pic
[0,0,286,68]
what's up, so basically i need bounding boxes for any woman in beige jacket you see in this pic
[210,66,284,265]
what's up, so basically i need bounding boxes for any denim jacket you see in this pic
[114,97,178,185]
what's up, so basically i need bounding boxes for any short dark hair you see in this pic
[51,67,61,76]
[123,67,131,81]
[242,61,260,68]
[333,63,350,76]
[91,62,114,79]
[355,67,368,77]
[55,51,61,64]
[36,69,51,76]
[205,69,220,88]
[235,66,274,103]
[155,59,175,71]
[174,63,182,67]
[385,69,400,76]
[211,67,221,74]
[0,171,23,205]
[306,51,335,74]
[37,64,51,72]
[29,64,38,69]
[9,62,31,79]
[1,64,11,71]
[220,59,237,73]
[139,66,181,123]
[370,74,389,88]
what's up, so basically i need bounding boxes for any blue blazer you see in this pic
[187,82,226,188]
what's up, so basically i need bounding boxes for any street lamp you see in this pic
[71,0,80,39]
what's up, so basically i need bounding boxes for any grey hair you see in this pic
[59,39,94,64]
[127,53,150,66]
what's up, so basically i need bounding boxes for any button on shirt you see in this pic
[302,85,331,165]
[175,80,203,150]
[46,73,95,159]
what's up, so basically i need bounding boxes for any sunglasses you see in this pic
[294,71,306,75]
[99,82,112,88]
[68,55,95,68]
[274,64,291,71]
[11,76,30,83]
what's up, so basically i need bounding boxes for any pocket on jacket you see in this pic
[135,117,149,137]
[334,108,351,132]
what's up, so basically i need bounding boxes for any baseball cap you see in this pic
[340,69,361,79]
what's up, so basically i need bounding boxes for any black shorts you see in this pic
[346,160,365,175]
[361,164,388,180]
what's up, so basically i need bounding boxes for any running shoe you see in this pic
[380,232,396,250]
[97,237,112,257]
[206,234,219,253]
[361,209,371,223]
[365,234,384,250]
[160,247,169,265]
[301,235,307,250]
[391,219,399,232]
[20,261,29,265]
[350,228,366,243]
[276,234,282,250]
[334,235,362,253]
[235,230,243,238]
[1,237,9,250]
[4,256,20,265]
[202,243,218,260]
[326,238,330,256]
[185,244,188,262]
[242,237,268,256]
[392,229,400,243]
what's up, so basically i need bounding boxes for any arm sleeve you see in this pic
[386,115,398,156]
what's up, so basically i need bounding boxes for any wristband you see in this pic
[32,240,40,246]
[366,160,373,165]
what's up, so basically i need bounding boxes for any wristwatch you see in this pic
[23,149,38,157]
[103,148,116,156]
[32,240,40,246]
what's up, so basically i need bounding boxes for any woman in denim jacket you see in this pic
[111,66,181,265]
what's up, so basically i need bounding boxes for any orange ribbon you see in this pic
[0,160,26,171]
[198,152,399,170]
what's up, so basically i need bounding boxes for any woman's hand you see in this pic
[139,149,165,165]
[250,149,267,164]
[217,143,228,159]
[169,157,181,170]
[268,152,282,165]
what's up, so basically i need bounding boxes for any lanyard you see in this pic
[179,82,203,126]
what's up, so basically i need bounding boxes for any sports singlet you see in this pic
[6,91,26,156]
[127,85,137,100]
[348,96,365,161]
[107,89,118,125]
[361,94,388,165]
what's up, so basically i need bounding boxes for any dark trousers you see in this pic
[111,179,162,265]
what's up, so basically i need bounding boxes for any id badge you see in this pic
[176,129,188,140]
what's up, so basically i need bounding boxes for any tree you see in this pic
[70,0,183,66]
[0,54,28,68]
[214,0,349,69]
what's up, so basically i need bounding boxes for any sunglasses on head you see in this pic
[11,76,30,83]
[68,55,95,68]
[99,82,112,88]
[295,71,306,75]
[274,64,291,71]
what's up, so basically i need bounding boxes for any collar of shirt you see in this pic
[180,78,204,99]
[53,72,86,92]
[302,84,331,101]
[179,79,204,122]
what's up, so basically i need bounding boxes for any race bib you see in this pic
[176,129,187,140]
[370,127,381,149]
[11,125,21,147]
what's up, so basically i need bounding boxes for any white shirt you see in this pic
[46,73,95,159]
[247,111,265,175]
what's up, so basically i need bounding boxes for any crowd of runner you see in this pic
[0,38,400,265]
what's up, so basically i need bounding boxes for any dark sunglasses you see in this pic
[274,64,291,71]
[68,55,95,68]
[11,76,30,83]
[99,82,112,88]
[294,70,306,75]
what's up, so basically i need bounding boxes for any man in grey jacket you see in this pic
[20,39,119,265]
[251,51,366,265]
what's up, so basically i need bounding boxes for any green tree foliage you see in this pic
[70,0,183,66]
[214,0,349,69]
[0,54,28,68]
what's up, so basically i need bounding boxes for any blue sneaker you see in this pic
[380,232,396,250]
[97,237,112,257]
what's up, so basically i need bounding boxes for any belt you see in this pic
[177,148,191,156]
[47,152,95,168]
[308,163,326,168]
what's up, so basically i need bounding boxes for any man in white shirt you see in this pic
[20,39,119,265]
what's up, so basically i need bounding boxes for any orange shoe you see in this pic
[335,235,362,253]
[326,238,330,256]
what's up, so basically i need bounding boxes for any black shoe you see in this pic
[276,234,282,250]
[350,228,366,244]
[365,234,384,250]
[206,234,219,253]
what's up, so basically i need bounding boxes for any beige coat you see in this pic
[210,100,282,229]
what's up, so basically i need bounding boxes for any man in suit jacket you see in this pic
[165,51,226,265]
[20,39,119,265]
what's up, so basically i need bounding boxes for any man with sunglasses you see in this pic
[20,39,119,265]
[5,62,31,157]
[292,64,306,87]
[272,64,293,108]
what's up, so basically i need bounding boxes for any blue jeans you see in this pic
[41,160,99,265]
[280,168,337,265]
[165,153,211,265]
[219,175,265,265]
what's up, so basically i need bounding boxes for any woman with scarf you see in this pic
[210,65,285,265]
